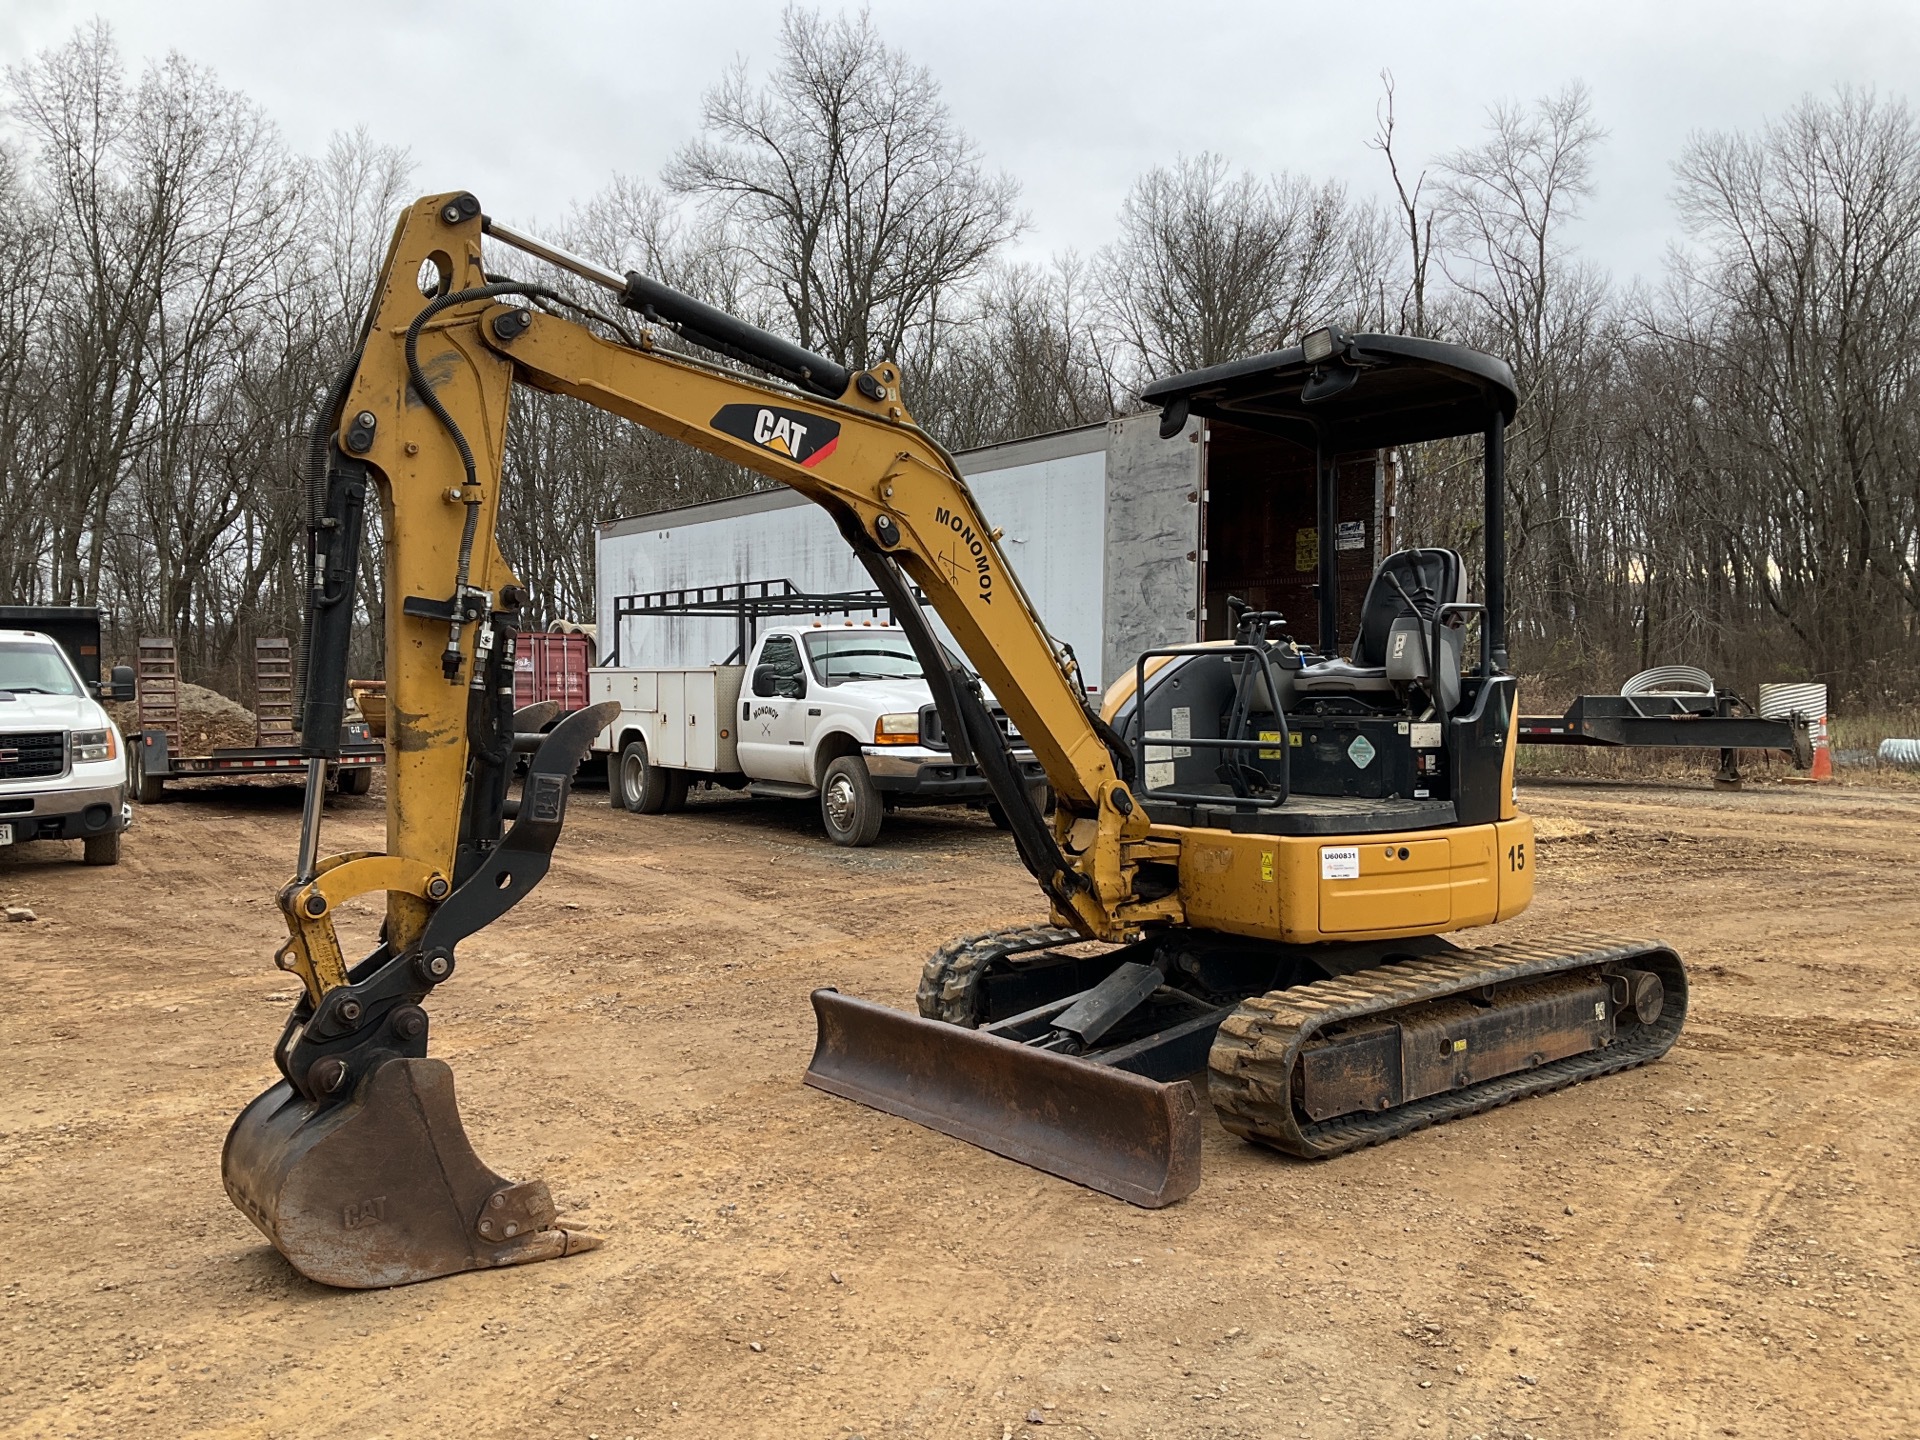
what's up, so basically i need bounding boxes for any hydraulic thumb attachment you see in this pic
[222,701,620,1288]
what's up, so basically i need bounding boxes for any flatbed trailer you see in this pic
[132,636,381,801]
[1518,690,1812,783]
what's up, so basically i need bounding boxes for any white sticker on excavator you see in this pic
[1321,845,1360,880]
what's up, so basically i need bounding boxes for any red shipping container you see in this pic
[513,631,592,713]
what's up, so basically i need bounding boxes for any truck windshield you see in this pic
[802,631,926,686]
[0,640,84,696]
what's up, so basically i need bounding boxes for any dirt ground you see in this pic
[3,774,1917,1440]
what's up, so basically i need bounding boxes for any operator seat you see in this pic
[1294,548,1466,712]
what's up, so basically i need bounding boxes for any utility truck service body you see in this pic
[591,616,1045,846]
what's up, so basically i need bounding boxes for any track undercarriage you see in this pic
[807,925,1687,1205]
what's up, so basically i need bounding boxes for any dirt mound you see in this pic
[175,682,260,750]
[106,681,260,751]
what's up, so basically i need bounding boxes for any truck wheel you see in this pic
[987,781,1051,830]
[616,737,678,814]
[820,755,883,847]
[83,830,121,866]
[131,753,165,805]
[337,765,373,796]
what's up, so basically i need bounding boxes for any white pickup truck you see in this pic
[0,611,136,866]
[590,619,1046,845]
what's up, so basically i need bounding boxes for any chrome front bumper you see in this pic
[0,780,131,841]
[861,747,1045,798]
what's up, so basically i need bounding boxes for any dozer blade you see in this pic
[223,1056,600,1289]
[804,989,1203,1208]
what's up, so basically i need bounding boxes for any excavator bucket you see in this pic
[804,989,1204,1207]
[223,1055,599,1289]
[223,702,619,1288]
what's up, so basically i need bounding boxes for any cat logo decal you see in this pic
[711,404,841,468]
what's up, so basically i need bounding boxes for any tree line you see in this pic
[2,12,1915,706]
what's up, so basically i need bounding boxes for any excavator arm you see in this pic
[223,192,1167,1288]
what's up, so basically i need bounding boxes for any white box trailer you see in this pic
[596,412,1396,693]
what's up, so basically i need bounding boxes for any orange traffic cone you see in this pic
[1810,717,1832,780]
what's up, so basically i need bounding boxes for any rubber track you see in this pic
[916,925,1084,1026]
[1207,933,1688,1158]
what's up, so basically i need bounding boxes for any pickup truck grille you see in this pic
[0,731,65,780]
[917,706,1022,751]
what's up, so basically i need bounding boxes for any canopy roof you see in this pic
[1140,333,1517,452]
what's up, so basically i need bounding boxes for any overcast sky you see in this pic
[4,0,1917,286]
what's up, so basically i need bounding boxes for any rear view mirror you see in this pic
[752,665,779,698]
[104,664,136,702]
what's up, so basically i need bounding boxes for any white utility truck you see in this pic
[0,607,136,865]
[590,606,1046,847]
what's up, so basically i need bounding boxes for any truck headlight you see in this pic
[872,713,919,745]
[72,728,115,763]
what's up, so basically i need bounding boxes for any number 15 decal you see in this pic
[1507,842,1527,871]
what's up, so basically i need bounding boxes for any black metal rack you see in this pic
[604,579,927,666]
[1517,693,1813,783]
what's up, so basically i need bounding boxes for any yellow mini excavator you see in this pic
[223,192,1685,1288]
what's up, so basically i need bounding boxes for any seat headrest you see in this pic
[1354,549,1463,667]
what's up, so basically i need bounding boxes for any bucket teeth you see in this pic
[223,1056,594,1289]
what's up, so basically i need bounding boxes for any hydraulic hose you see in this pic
[401,281,561,679]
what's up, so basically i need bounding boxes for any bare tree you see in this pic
[1096,153,1364,383]
[1666,87,1920,689]
[308,127,414,344]
[490,177,766,628]
[1435,83,1610,654]
[9,22,163,609]
[303,129,414,675]
[918,255,1114,448]
[0,141,55,603]
[667,6,1022,377]
[1369,71,1438,337]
